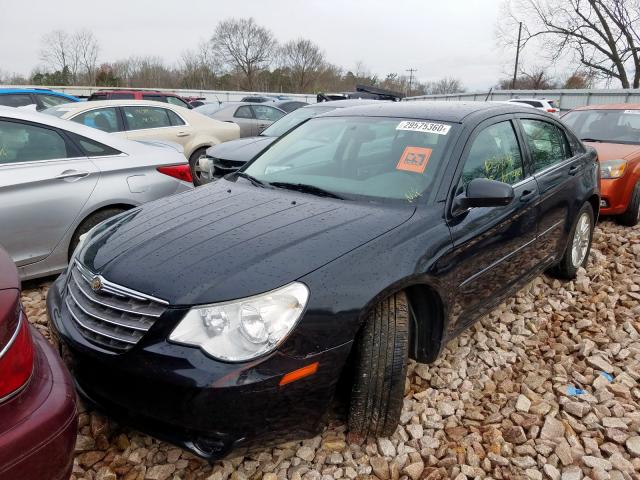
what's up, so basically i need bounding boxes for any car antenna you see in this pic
[484,88,493,102]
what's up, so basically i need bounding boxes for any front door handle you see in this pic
[176,131,190,137]
[520,189,536,202]
[568,164,581,175]
[55,170,90,181]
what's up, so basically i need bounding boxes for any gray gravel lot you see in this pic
[21,220,640,480]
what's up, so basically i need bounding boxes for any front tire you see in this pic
[553,202,594,279]
[348,291,409,438]
[189,147,210,186]
[618,181,640,226]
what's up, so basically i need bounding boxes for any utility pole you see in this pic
[512,22,523,90]
[406,68,417,97]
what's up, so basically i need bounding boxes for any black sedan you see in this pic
[199,99,380,185]
[47,101,599,460]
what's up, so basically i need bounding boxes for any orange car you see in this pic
[563,104,640,225]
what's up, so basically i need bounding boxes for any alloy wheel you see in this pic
[571,212,591,268]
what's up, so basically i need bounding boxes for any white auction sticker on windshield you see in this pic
[396,121,451,135]
[624,109,640,115]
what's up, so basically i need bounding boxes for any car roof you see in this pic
[307,99,387,109]
[46,99,188,111]
[0,88,78,99]
[320,100,543,122]
[0,105,142,152]
[571,103,640,111]
[91,90,177,95]
[508,98,550,102]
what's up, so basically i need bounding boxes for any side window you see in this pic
[122,106,172,131]
[460,121,524,187]
[234,106,254,119]
[0,94,34,108]
[67,132,121,157]
[521,119,572,173]
[523,101,543,108]
[166,109,185,126]
[39,94,72,109]
[110,93,135,100]
[0,119,70,164]
[72,108,120,133]
[142,94,166,102]
[167,96,189,108]
[252,105,286,122]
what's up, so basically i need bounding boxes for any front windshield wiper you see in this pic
[581,138,603,143]
[234,171,269,188]
[269,182,344,199]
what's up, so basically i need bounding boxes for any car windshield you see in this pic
[41,106,73,118]
[563,109,640,144]
[261,106,336,137]
[244,116,456,202]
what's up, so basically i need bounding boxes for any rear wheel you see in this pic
[68,208,126,260]
[553,202,594,279]
[348,291,409,438]
[189,147,210,186]
[618,181,640,226]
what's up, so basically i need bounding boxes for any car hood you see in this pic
[586,142,640,161]
[205,136,276,162]
[79,180,415,305]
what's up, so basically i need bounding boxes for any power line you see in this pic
[406,68,417,97]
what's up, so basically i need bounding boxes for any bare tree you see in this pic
[500,0,640,88]
[279,39,326,92]
[426,77,466,94]
[40,30,79,81]
[73,30,99,84]
[498,65,558,89]
[210,17,277,90]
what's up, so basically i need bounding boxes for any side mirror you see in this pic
[454,178,514,210]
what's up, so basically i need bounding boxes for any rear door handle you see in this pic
[520,189,536,202]
[55,170,90,181]
[176,131,190,137]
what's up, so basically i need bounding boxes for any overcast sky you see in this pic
[0,0,524,91]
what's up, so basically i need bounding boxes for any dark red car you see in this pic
[87,89,193,109]
[0,247,77,480]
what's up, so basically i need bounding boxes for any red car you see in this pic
[0,246,77,480]
[87,89,193,109]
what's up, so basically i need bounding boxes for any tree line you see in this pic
[0,18,466,97]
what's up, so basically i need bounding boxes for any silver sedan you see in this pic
[0,106,194,280]
[195,102,286,137]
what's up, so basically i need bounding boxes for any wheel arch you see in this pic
[587,193,600,221]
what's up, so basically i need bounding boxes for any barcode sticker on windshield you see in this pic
[396,121,450,135]
[624,109,640,115]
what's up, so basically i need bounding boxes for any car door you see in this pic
[0,118,98,266]
[251,105,286,134]
[232,105,258,136]
[121,105,189,146]
[517,116,587,263]
[442,117,539,334]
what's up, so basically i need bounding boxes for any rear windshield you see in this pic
[245,116,457,202]
[562,109,640,144]
[42,106,73,117]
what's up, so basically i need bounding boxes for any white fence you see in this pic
[405,89,640,110]
[1,85,318,104]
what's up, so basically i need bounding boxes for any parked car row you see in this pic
[2,85,640,473]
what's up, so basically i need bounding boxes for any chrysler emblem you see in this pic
[91,277,103,292]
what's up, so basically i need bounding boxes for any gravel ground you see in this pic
[21,219,640,480]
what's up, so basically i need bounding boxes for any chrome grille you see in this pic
[65,262,167,352]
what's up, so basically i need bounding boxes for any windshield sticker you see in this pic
[396,121,451,135]
[396,146,432,174]
[623,109,640,115]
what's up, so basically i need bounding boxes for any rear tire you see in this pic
[68,208,126,260]
[189,147,209,186]
[618,181,640,226]
[552,202,594,279]
[348,291,409,438]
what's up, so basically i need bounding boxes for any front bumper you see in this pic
[0,327,78,480]
[47,273,352,460]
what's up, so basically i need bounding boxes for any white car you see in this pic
[0,106,194,280]
[44,100,240,180]
[507,98,560,115]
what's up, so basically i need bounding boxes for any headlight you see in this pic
[169,282,309,362]
[601,159,627,179]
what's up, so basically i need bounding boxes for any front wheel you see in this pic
[618,181,640,227]
[189,147,210,186]
[348,291,409,438]
[553,202,594,279]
